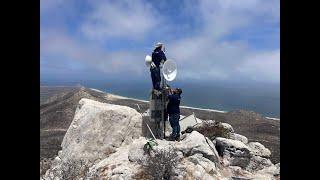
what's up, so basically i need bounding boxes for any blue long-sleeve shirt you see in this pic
[167,94,181,115]
[152,48,167,68]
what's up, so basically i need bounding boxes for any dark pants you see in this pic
[169,113,180,138]
[150,67,161,90]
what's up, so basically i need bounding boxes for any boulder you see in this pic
[205,137,221,163]
[215,137,251,157]
[192,120,234,139]
[179,113,203,132]
[246,155,273,172]
[228,166,252,178]
[86,142,140,180]
[248,142,271,157]
[128,137,149,165]
[229,133,248,144]
[182,160,216,180]
[60,98,143,163]
[44,98,143,179]
[187,153,216,174]
[176,131,220,163]
[215,137,275,173]
[215,137,252,169]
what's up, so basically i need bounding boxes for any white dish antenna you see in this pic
[145,55,152,68]
[162,60,177,81]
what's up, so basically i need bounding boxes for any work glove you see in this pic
[151,62,156,69]
[160,60,165,68]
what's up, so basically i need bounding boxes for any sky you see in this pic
[40,0,279,86]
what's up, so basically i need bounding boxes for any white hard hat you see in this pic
[154,42,163,49]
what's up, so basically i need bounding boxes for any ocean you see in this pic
[41,79,280,119]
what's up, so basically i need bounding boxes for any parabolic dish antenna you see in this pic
[162,60,177,81]
[145,55,152,68]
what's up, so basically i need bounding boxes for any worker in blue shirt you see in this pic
[150,42,167,93]
[167,87,182,141]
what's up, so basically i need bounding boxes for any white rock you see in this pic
[205,137,220,163]
[60,98,143,163]
[248,142,271,157]
[221,123,234,133]
[228,165,252,177]
[255,162,280,177]
[179,113,203,132]
[176,131,219,163]
[215,137,250,151]
[191,121,234,139]
[86,141,139,179]
[128,138,149,164]
[229,133,248,144]
[215,137,252,169]
[246,155,273,172]
[181,160,214,180]
[187,153,216,174]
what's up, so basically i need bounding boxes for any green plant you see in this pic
[144,139,158,152]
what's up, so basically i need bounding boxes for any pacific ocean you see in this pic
[41,78,280,119]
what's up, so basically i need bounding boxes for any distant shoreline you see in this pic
[90,88,280,121]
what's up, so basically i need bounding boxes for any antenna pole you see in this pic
[161,65,166,139]
[163,79,166,139]
[136,104,158,143]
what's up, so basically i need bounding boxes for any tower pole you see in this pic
[161,66,166,139]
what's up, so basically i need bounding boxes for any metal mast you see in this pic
[160,66,166,139]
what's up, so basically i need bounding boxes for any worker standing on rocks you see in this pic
[167,87,182,141]
[150,42,167,94]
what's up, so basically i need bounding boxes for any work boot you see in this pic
[175,135,181,142]
[167,135,176,141]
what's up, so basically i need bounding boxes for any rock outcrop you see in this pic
[215,137,276,174]
[42,98,280,180]
[248,142,272,158]
[176,131,220,163]
[189,120,234,139]
[43,98,143,179]
[61,98,142,162]
[85,132,279,180]
[229,133,248,144]
[86,132,224,179]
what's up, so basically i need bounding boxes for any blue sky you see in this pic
[41,0,279,85]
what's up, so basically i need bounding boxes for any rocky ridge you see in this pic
[40,86,280,165]
[42,98,280,180]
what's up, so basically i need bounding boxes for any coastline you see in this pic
[90,88,280,121]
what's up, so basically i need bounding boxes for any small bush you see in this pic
[43,159,94,180]
[140,146,180,180]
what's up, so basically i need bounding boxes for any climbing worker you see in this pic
[150,42,167,93]
[167,87,182,141]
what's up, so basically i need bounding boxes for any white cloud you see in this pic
[40,0,65,13]
[167,37,249,80]
[236,50,280,82]
[41,30,146,76]
[81,0,160,40]
[162,0,280,82]
[41,0,279,83]
[196,0,279,39]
